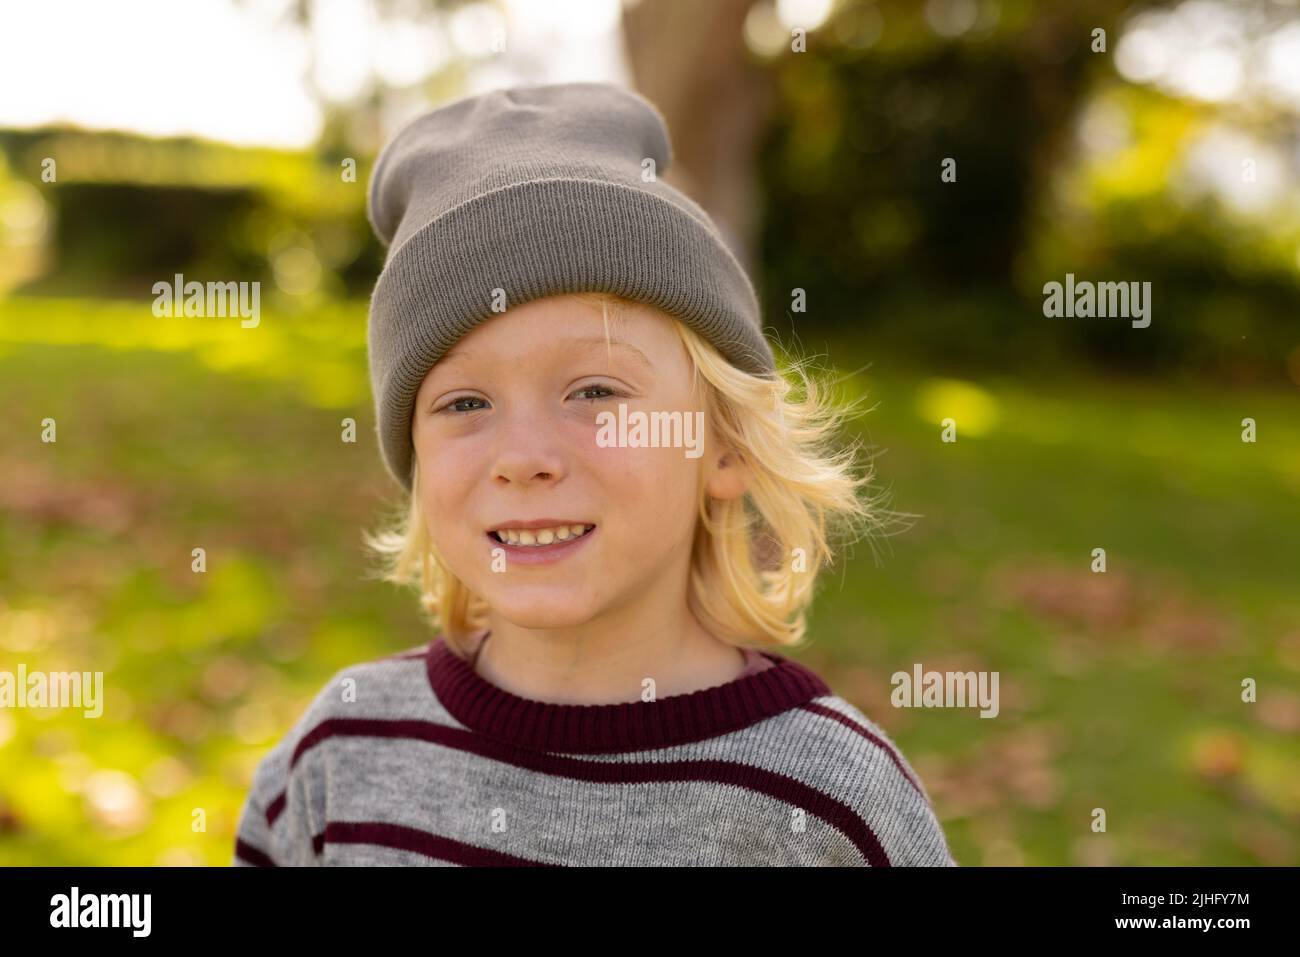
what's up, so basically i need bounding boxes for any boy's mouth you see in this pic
[487,522,596,547]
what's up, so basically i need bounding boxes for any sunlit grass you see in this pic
[0,297,1296,866]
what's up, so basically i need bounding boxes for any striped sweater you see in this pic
[233,635,956,866]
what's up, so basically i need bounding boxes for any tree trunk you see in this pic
[620,0,774,276]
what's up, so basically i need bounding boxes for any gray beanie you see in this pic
[365,81,777,490]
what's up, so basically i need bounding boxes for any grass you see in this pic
[0,294,1296,866]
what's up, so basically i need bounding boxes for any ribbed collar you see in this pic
[425,634,830,754]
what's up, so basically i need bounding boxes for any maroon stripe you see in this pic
[323,821,556,866]
[800,701,927,801]
[268,717,890,865]
[235,838,276,867]
[265,791,286,827]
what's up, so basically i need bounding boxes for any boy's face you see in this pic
[411,294,747,631]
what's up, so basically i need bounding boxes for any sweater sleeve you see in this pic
[232,696,328,867]
[883,788,958,866]
[839,767,955,866]
[840,709,959,866]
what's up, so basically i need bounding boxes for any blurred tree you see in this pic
[753,0,1300,379]
[622,0,776,274]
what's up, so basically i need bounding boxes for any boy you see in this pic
[233,82,954,866]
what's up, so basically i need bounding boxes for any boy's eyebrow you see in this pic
[442,337,654,372]
[567,336,654,371]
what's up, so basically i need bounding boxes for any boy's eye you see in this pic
[571,383,620,401]
[439,396,488,414]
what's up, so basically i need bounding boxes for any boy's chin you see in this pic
[484,592,602,631]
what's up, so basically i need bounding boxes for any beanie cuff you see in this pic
[368,176,778,490]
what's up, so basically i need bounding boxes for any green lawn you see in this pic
[1,295,1296,866]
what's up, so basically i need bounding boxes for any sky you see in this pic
[0,0,632,148]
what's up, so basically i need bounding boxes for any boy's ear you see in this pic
[706,449,749,501]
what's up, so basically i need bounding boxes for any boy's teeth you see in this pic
[498,524,590,546]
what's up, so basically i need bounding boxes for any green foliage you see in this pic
[0,128,384,302]
[758,2,1300,380]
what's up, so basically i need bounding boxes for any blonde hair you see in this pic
[365,291,893,660]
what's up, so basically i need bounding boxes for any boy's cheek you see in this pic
[623,447,703,496]
[593,443,690,476]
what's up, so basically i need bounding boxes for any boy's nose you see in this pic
[490,420,569,485]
